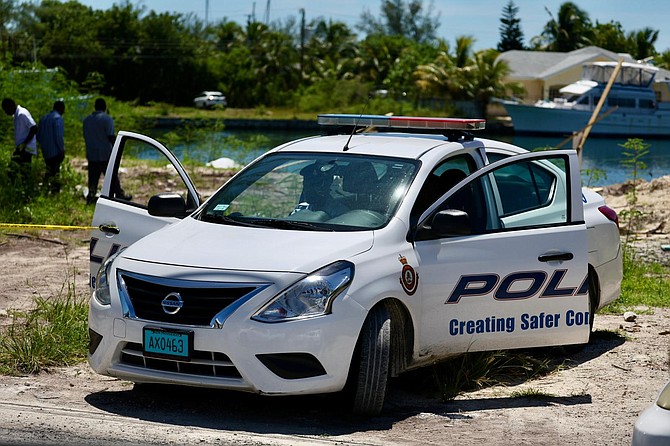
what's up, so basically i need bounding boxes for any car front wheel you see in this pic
[350,304,391,416]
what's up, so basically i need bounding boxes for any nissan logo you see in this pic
[161,292,184,315]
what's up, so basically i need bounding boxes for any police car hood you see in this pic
[121,217,374,273]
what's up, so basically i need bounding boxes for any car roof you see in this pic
[273,132,482,160]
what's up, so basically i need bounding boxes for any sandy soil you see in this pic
[0,176,668,445]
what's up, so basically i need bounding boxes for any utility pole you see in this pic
[205,0,209,27]
[265,0,271,24]
[300,8,305,78]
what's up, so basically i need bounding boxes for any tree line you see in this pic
[1,0,668,112]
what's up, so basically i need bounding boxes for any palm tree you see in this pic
[415,43,523,117]
[460,49,524,116]
[304,19,359,82]
[415,36,476,96]
[628,27,659,61]
[656,50,670,70]
[539,2,593,51]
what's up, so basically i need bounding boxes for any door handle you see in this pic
[538,252,573,262]
[98,224,120,235]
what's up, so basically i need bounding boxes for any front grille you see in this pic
[119,271,258,326]
[120,342,242,379]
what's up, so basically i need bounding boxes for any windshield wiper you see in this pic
[241,218,328,231]
[201,214,326,231]
[200,213,267,228]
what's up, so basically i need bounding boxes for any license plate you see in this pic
[143,327,193,361]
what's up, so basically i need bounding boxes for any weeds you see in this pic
[603,249,670,313]
[618,138,651,244]
[0,153,92,227]
[591,328,631,342]
[604,138,670,313]
[401,350,559,401]
[510,388,557,399]
[0,280,88,375]
[582,167,607,187]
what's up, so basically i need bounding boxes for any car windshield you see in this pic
[198,152,419,231]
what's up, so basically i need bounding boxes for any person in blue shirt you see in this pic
[36,100,65,193]
[82,98,130,204]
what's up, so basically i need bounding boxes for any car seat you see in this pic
[339,161,379,210]
[413,168,468,220]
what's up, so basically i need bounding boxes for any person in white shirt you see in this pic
[2,97,37,167]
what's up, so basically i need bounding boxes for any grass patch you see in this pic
[400,349,560,401]
[603,248,670,314]
[510,388,557,399]
[0,283,88,375]
[591,328,630,342]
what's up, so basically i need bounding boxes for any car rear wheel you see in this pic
[564,269,598,353]
[350,304,391,416]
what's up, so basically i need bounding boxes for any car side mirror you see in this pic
[430,209,471,236]
[148,193,187,218]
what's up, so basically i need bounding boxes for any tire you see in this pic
[564,271,598,353]
[350,305,391,416]
[586,271,598,340]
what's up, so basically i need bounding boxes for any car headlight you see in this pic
[93,250,124,306]
[252,261,354,323]
[658,381,670,410]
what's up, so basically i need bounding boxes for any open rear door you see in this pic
[414,150,590,356]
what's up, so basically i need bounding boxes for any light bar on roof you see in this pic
[317,114,486,131]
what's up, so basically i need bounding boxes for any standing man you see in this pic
[82,98,129,204]
[2,97,37,167]
[36,100,66,193]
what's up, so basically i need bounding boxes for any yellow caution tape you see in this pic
[0,223,98,231]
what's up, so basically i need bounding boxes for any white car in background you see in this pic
[87,114,622,416]
[193,91,227,109]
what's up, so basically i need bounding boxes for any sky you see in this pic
[75,0,670,53]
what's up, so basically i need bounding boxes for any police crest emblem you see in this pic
[398,254,418,295]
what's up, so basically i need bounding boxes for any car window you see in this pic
[198,153,419,231]
[420,154,570,238]
[486,150,566,226]
[494,157,567,229]
[486,152,507,163]
[439,175,492,234]
[114,138,198,212]
[411,153,476,223]
[492,159,556,216]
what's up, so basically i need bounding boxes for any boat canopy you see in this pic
[559,80,598,96]
[583,62,658,87]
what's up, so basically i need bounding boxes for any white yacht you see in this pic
[503,61,670,137]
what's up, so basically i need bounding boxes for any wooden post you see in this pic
[576,58,624,160]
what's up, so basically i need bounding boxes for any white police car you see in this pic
[88,115,622,415]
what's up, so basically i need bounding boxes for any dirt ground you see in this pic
[0,176,668,445]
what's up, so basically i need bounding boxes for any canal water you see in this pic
[149,128,670,187]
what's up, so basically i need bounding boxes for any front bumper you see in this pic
[88,261,367,395]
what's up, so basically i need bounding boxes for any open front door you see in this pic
[413,150,590,358]
[89,131,200,289]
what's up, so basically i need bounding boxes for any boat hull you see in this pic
[503,102,670,138]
